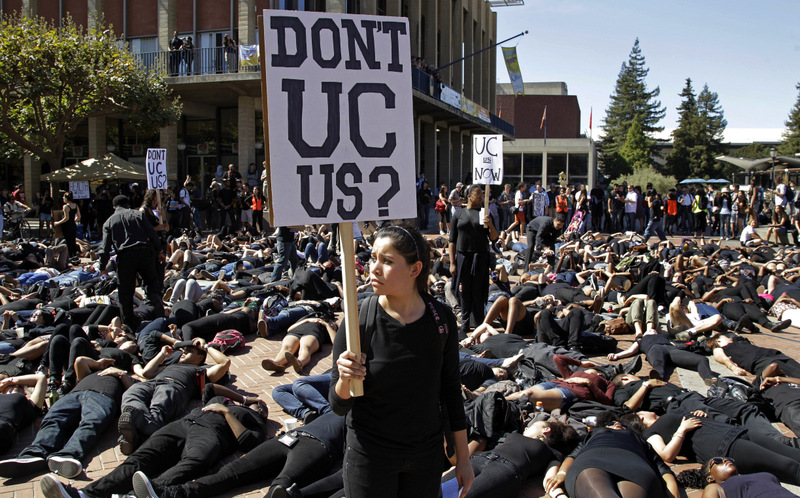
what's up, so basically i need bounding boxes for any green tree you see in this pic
[665,78,698,179]
[781,83,800,155]
[619,116,651,171]
[0,14,181,171]
[692,84,727,178]
[601,38,665,175]
[735,143,770,160]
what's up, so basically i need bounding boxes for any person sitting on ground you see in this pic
[261,314,338,374]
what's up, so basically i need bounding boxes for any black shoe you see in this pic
[40,473,81,498]
[46,377,60,394]
[0,456,47,478]
[302,410,320,425]
[621,355,643,375]
[56,382,74,397]
[118,408,139,455]
[770,319,792,332]
[733,316,753,333]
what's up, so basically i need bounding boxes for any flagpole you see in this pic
[436,31,528,72]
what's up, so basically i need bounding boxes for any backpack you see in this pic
[208,329,244,354]
[264,294,289,317]
[359,293,450,355]
[579,332,618,355]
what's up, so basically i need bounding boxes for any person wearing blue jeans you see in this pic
[304,241,329,264]
[262,305,314,336]
[0,369,131,479]
[272,372,332,423]
[270,227,299,283]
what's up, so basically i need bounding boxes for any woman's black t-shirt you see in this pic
[642,412,745,463]
[450,207,490,253]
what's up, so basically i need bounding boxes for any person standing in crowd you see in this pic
[331,225,473,498]
[449,184,499,339]
[693,188,708,242]
[624,184,638,231]
[239,183,253,234]
[168,31,183,76]
[251,185,265,234]
[55,192,80,258]
[716,187,733,240]
[417,180,432,231]
[590,181,605,232]
[643,192,667,242]
[98,195,164,330]
[246,162,260,189]
[449,182,465,218]
[496,183,513,233]
[217,179,238,234]
[505,182,529,241]
[270,226,299,283]
[523,214,566,269]
[531,181,548,219]
[94,185,113,230]
[437,184,451,235]
[38,188,54,239]
[178,181,193,232]
[678,186,693,234]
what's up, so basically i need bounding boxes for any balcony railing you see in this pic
[132,46,260,76]
[131,49,514,137]
[411,66,514,137]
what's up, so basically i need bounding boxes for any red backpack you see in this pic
[208,329,244,354]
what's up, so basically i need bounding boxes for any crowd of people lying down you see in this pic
[1,187,800,498]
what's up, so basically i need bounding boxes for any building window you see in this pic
[503,153,521,182]
[523,153,542,185]
[547,153,567,188]
[569,153,589,187]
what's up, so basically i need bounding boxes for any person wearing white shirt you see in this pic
[739,218,763,247]
[624,185,638,231]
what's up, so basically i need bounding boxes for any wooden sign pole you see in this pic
[338,222,363,396]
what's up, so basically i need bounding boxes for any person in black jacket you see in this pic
[98,195,164,330]
[522,213,566,269]
[39,383,268,498]
[331,225,474,498]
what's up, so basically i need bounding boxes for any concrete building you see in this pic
[496,82,597,188]
[1,0,513,199]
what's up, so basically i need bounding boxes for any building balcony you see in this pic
[132,47,260,77]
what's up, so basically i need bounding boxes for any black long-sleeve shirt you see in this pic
[526,216,560,251]
[99,206,162,269]
[329,299,466,456]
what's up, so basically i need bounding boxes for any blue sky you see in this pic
[493,0,800,137]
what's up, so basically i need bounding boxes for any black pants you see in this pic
[47,333,97,386]
[455,252,490,339]
[181,436,336,498]
[117,247,164,330]
[721,301,771,327]
[467,441,553,498]
[728,435,800,485]
[716,280,760,302]
[181,313,249,342]
[343,443,442,498]
[627,273,668,308]
[536,308,582,350]
[645,345,716,380]
[83,418,223,498]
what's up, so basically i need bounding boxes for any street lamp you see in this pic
[770,146,778,187]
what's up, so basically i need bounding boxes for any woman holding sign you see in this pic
[330,225,474,498]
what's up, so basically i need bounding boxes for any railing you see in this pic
[132,46,260,77]
[411,66,515,137]
[131,49,514,137]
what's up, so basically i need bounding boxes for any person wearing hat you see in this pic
[98,195,165,331]
[715,187,733,240]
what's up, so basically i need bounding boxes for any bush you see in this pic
[613,167,677,195]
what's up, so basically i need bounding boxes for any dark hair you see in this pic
[544,420,579,451]
[63,191,73,202]
[554,212,568,224]
[374,224,431,295]
[142,189,158,210]
[677,461,713,490]
[596,410,623,428]
[619,413,646,435]
[466,184,482,197]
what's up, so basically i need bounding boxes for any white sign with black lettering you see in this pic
[146,148,168,190]
[69,181,90,199]
[262,10,415,225]
[472,134,503,185]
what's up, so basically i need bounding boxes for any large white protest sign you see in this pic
[69,181,90,199]
[472,134,503,185]
[146,149,168,190]
[261,10,415,226]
